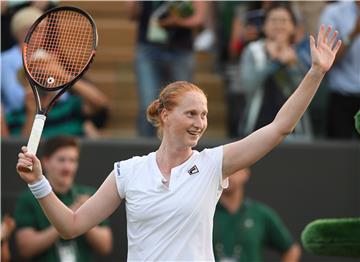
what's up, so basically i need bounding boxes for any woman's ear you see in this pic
[160,108,169,124]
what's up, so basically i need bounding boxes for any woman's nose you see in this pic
[194,116,206,129]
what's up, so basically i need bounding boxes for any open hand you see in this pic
[310,24,341,73]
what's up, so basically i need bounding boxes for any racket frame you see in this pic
[21,6,98,156]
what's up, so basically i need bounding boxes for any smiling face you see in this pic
[162,91,208,149]
[264,7,296,43]
[43,146,79,193]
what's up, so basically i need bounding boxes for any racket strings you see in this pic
[25,10,94,89]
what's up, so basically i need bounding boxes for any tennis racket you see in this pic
[21,6,97,161]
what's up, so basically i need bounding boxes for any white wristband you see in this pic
[28,176,52,199]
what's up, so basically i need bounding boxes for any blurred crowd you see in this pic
[213,0,359,140]
[1,0,109,140]
[1,0,359,141]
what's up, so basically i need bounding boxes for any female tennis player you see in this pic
[17,24,341,261]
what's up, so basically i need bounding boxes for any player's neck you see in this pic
[156,143,193,171]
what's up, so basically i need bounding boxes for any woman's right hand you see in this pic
[16,146,43,184]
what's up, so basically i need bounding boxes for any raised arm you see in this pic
[222,25,341,178]
[16,148,122,239]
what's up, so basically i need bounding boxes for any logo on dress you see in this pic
[188,165,199,175]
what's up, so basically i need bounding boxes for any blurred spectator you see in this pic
[1,105,9,137]
[239,3,311,139]
[1,1,57,51]
[214,1,249,138]
[215,1,310,138]
[287,2,327,138]
[213,169,301,262]
[1,6,43,115]
[228,1,272,60]
[126,1,207,137]
[194,2,216,52]
[320,1,360,139]
[291,1,326,37]
[1,5,72,119]
[14,136,113,261]
[1,6,109,139]
[3,68,109,138]
[1,214,16,262]
[214,1,270,138]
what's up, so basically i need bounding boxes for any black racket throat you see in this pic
[29,80,70,116]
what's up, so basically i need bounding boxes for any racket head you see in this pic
[22,6,98,91]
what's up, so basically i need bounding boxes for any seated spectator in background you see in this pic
[1,214,16,262]
[1,6,43,115]
[320,1,360,140]
[14,136,113,261]
[127,1,207,137]
[0,5,106,137]
[239,3,311,139]
[213,168,301,262]
[3,63,109,138]
[1,0,57,52]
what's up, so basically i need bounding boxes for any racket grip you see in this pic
[27,114,46,155]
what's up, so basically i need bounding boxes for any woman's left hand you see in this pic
[310,24,341,73]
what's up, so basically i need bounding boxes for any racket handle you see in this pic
[27,114,46,155]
